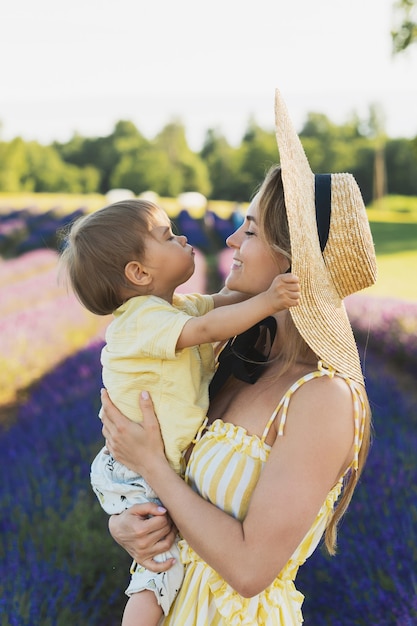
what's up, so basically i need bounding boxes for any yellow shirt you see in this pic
[101,293,215,473]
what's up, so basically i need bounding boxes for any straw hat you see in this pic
[274,88,377,384]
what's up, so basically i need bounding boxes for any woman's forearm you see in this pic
[141,449,289,597]
[143,455,252,590]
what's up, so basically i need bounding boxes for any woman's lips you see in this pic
[231,258,242,270]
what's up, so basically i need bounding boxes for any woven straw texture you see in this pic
[274,89,377,384]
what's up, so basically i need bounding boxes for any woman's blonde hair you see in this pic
[59,199,164,315]
[256,164,372,554]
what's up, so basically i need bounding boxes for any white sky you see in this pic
[1,0,416,150]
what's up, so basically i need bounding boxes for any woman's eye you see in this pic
[245,230,256,237]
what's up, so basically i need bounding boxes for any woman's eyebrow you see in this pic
[246,215,257,224]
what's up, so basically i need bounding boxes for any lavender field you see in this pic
[1,205,417,625]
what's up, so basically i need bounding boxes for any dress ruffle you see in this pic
[178,541,304,626]
[208,419,270,462]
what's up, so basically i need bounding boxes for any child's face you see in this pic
[144,212,195,298]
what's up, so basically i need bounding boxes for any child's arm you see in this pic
[211,288,250,308]
[176,273,300,350]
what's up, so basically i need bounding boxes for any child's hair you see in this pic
[59,199,165,315]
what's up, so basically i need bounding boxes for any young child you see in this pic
[59,198,299,626]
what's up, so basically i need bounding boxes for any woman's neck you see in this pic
[269,310,317,368]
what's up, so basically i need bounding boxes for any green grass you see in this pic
[365,220,417,300]
[364,250,417,301]
[367,195,417,221]
[364,196,417,301]
[370,221,417,256]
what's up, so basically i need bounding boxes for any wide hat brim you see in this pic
[274,89,377,385]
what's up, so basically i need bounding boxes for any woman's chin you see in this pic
[225,276,246,294]
[224,274,236,290]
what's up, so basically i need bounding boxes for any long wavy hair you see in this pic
[256,164,372,555]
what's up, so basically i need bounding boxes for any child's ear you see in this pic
[124,261,152,286]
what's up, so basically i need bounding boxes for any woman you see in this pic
[101,89,377,624]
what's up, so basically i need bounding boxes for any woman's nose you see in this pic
[226,229,239,249]
[179,234,188,246]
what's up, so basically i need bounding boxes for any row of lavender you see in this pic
[1,298,416,623]
[0,246,208,410]
[0,208,85,258]
[0,204,239,260]
[346,294,417,370]
[0,249,110,407]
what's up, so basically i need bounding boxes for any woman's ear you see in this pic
[124,261,152,286]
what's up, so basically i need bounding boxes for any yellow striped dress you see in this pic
[163,364,366,625]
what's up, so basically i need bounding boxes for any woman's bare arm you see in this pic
[108,502,177,571]
[102,378,354,597]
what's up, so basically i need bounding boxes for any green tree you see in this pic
[299,111,379,203]
[300,112,365,172]
[110,147,174,195]
[300,113,341,173]
[54,120,148,193]
[55,134,116,192]
[0,137,100,193]
[385,138,417,194]
[110,120,211,197]
[153,120,211,196]
[232,118,278,201]
[200,128,240,200]
[0,138,27,191]
[392,0,417,52]
[23,141,100,193]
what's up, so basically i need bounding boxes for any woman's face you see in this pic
[225,197,289,295]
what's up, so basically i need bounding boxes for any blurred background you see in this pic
[1,1,417,624]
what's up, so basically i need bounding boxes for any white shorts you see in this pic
[91,446,184,615]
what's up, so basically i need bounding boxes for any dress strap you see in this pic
[260,361,366,471]
[192,416,209,444]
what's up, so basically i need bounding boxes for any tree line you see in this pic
[0,106,416,205]
[0,0,416,205]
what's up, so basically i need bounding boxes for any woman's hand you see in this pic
[100,389,166,479]
[109,503,177,572]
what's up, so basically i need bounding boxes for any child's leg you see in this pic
[122,590,162,626]
[125,540,184,618]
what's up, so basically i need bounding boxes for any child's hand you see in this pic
[267,273,300,311]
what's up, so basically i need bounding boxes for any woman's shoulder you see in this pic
[294,369,354,406]
[272,371,357,475]
[284,369,356,433]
